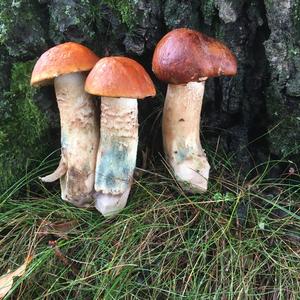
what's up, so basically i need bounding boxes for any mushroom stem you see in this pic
[39,157,67,182]
[41,72,99,207]
[94,97,138,216]
[162,81,210,192]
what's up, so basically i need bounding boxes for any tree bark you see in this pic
[0,0,299,192]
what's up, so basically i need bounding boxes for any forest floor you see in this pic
[0,152,299,299]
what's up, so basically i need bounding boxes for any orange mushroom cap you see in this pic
[152,28,237,84]
[85,56,156,99]
[31,42,99,87]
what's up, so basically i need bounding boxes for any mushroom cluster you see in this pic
[31,28,237,216]
[31,44,156,216]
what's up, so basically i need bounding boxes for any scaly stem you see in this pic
[95,97,138,216]
[40,72,99,207]
[162,81,210,192]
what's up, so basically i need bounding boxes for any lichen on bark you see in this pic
[49,0,96,48]
[0,0,47,58]
[264,0,300,161]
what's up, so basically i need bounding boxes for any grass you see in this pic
[0,152,300,299]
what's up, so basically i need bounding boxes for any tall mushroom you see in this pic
[152,28,237,193]
[85,56,156,216]
[31,42,99,207]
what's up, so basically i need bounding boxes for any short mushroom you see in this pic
[152,28,237,193]
[85,56,156,216]
[31,42,99,207]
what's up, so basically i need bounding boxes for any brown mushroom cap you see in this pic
[85,56,156,99]
[152,28,237,84]
[31,42,99,86]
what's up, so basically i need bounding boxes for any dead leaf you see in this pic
[37,220,78,240]
[0,256,32,299]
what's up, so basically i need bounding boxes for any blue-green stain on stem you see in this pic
[174,146,189,163]
[60,130,68,148]
[95,140,133,193]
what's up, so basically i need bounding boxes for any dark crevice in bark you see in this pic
[246,0,271,165]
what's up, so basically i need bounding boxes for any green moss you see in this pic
[268,116,300,158]
[292,0,300,40]
[102,0,135,29]
[266,85,300,158]
[0,0,14,44]
[201,0,216,25]
[0,61,49,192]
[215,23,225,41]
[203,0,215,16]
[293,0,300,22]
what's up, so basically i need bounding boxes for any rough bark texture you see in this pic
[0,0,299,192]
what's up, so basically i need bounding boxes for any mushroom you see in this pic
[31,42,99,207]
[85,56,156,216]
[152,28,237,193]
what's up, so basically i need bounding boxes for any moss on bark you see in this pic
[0,61,49,192]
[102,0,135,29]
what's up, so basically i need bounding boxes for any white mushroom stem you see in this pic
[162,81,210,192]
[40,72,99,207]
[94,97,138,217]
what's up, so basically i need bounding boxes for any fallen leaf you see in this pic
[37,220,78,240]
[0,256,32,299]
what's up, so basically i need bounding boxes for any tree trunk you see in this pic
[0,0,299,191]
